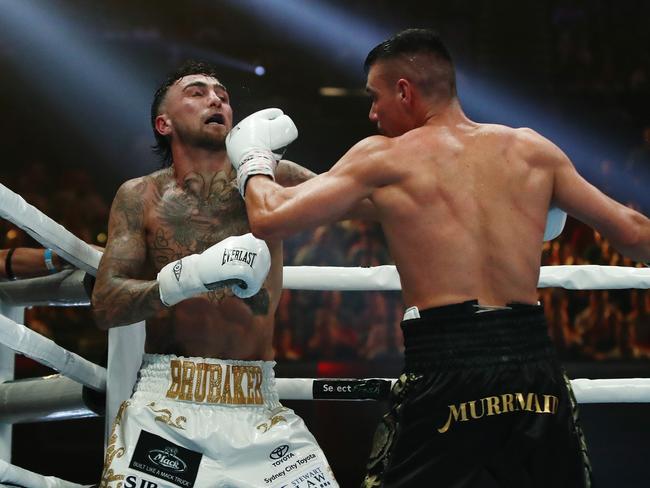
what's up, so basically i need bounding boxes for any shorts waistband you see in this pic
[401,300,555,371]
[403,300,541,321]
[133,354,280,408]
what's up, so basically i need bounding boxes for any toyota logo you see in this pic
[269,445,290,460]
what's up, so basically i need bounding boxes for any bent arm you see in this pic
[246,137,392,240]
[92,180,163,329]
[550,146,650,263]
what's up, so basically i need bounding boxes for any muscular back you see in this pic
[373,123,554,309]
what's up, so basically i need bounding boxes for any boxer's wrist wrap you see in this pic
[44,248,57,274]
[236,149,276,197]
[5,248,17,281]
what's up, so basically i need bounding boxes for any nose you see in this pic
[368,104,377,122]
[208,91,222,107]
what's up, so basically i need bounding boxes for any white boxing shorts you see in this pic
[99,354,338,488]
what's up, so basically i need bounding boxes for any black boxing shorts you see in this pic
[362,300,592,488]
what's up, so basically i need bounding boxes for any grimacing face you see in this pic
[157,74,233,150]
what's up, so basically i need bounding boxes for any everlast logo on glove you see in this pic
[222,247,257,267]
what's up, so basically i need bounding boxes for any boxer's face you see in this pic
[366,62,410,137]
[157,74,233,150]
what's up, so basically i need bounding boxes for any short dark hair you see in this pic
[150,60,226,167]
[364,28,456,99]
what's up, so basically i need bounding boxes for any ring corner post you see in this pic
[0,302,23,462]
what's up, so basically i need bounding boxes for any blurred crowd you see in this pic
[274,218,649,363]
[0,163,109,366]
[0,152,648,368]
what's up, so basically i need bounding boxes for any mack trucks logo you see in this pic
[222,247,257,267]
[148,447,187,473]
[130,431,202,488]
[270,445,290,460]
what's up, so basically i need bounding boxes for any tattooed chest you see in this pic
[146,182,250,270]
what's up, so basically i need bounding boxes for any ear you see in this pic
[155,114,172,136]
[396,78,413,105]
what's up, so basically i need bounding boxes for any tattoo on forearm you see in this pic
[93,268,162,328]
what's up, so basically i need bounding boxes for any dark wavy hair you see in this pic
[151,60,226,167]
[364,28,456,99]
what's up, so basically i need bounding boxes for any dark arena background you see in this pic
[1,0,649,486]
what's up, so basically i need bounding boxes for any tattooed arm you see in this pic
[92,178,163,329]
[276,160,378,221]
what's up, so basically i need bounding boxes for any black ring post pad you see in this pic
[312,378,392,401]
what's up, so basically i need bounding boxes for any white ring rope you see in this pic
[570,378,650,403]
[283,265,650,290]
[0,458,87,488]
[0,182,101,276]
[0,374,100,424]
[0,312,106,391]
[275,377,650,404]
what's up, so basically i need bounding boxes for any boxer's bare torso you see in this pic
[93,161,312,360]
[141,165,280,359]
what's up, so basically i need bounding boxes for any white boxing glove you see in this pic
[544,206,567,241]
[226,108,298,197]
[157,233,271,306]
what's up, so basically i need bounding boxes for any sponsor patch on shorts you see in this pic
[282,466,334,487]
[263,449,336,487]
[129,430,202,488]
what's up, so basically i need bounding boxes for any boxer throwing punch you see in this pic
[228,29,650,488]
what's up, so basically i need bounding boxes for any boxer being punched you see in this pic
[229,30,650,487]
[92,61,339,488]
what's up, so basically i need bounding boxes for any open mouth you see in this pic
[205,113,225,125]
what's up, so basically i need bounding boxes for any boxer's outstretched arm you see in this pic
[92,179,163,329]
[246,136,394,240]
[276,159,379,222]
[545,138,650,263]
